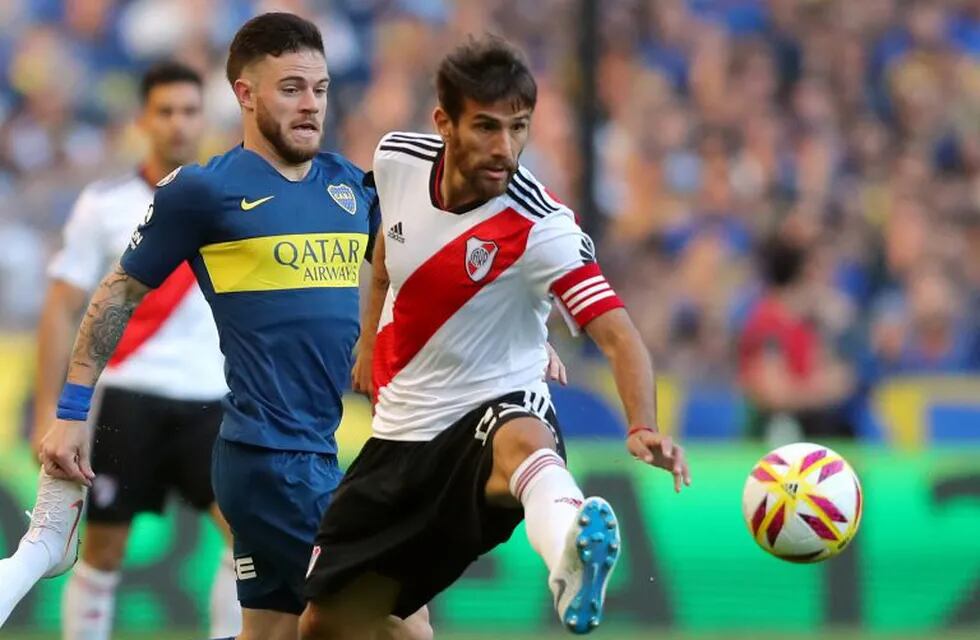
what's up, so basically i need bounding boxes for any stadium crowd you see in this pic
[2,0,979,417]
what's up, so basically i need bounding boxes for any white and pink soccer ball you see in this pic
[742,442,863,563]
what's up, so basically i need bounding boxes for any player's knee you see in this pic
[496,417,557,462]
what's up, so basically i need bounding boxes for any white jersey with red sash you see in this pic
[371,132,624,441]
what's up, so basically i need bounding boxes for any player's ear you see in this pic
[433,106,452,142]
[233,78,255,111]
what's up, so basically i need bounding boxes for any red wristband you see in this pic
[627,425,655,438]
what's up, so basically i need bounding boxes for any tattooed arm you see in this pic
[39,264,151,484]
[65,264,150,384]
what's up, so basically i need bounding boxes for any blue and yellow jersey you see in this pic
[121,146,378,454]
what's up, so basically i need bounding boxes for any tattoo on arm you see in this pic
[87,300,135,367]
[67,265,149,383]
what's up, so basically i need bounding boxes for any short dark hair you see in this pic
[226,12,324,85]
[758,236,807,288]
[436,34,537,122]
[140,61,202,103]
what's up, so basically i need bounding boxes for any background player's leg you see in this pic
[62,522,129,640]
[299,572,400,640]
[209,504,242,639]
[65,388,160,640]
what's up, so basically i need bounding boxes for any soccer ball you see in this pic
[742,442,863,563]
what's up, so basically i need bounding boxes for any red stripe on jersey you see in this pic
[109,262,197,367]
[551,262,624,329]
[373,208,535,399]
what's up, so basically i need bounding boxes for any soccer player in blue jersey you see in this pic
[30,12,434,640]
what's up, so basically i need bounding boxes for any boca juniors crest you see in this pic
[327,184,357,215]
[465,236,498,282]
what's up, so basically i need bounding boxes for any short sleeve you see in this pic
[47,188,108,291]
[522,211,624,333]
[120,166,213,288]
[363,171,381,263]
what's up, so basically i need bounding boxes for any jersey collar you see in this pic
[428,147,494,215]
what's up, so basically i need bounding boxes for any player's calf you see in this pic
[489,416,621,634]
[485,415,564,506]
[488,417,584,569]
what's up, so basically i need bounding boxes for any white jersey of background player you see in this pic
[0,62,240,638]
[47,171,226,397]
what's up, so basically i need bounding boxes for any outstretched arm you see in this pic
[39,264,150,484]
[32,280,88,456]
[585,308,691,493]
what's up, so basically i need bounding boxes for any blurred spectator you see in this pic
[737,236,856,441]
[871,264,980,374]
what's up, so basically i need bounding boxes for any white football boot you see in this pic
[0,472,86,628]
[549,496,621,634]
[23,470,87,578]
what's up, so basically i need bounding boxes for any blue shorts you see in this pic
[212,437,342,614]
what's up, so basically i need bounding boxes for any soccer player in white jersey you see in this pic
[301,35,692,637]
[0,62,241,637]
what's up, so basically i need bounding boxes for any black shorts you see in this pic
[305,390,564,618]
[87,386,223,524]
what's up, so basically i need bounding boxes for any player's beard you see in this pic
[452,148,516,202]
[256,98,322,165]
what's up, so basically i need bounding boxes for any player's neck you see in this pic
[140,156,180,187]
[439,155,482,212]
[244,134,312,182]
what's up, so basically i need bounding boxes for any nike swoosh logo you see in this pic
[240,195,275,211]
[65,499,83,555]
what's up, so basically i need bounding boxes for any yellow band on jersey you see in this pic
[201,233,367,293]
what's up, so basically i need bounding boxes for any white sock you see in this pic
[61,560,120,640]
[509,448,585,574]
[0,539,52,627]
[209,548,242,638]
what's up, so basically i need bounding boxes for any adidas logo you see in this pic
[387,221,405,243]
